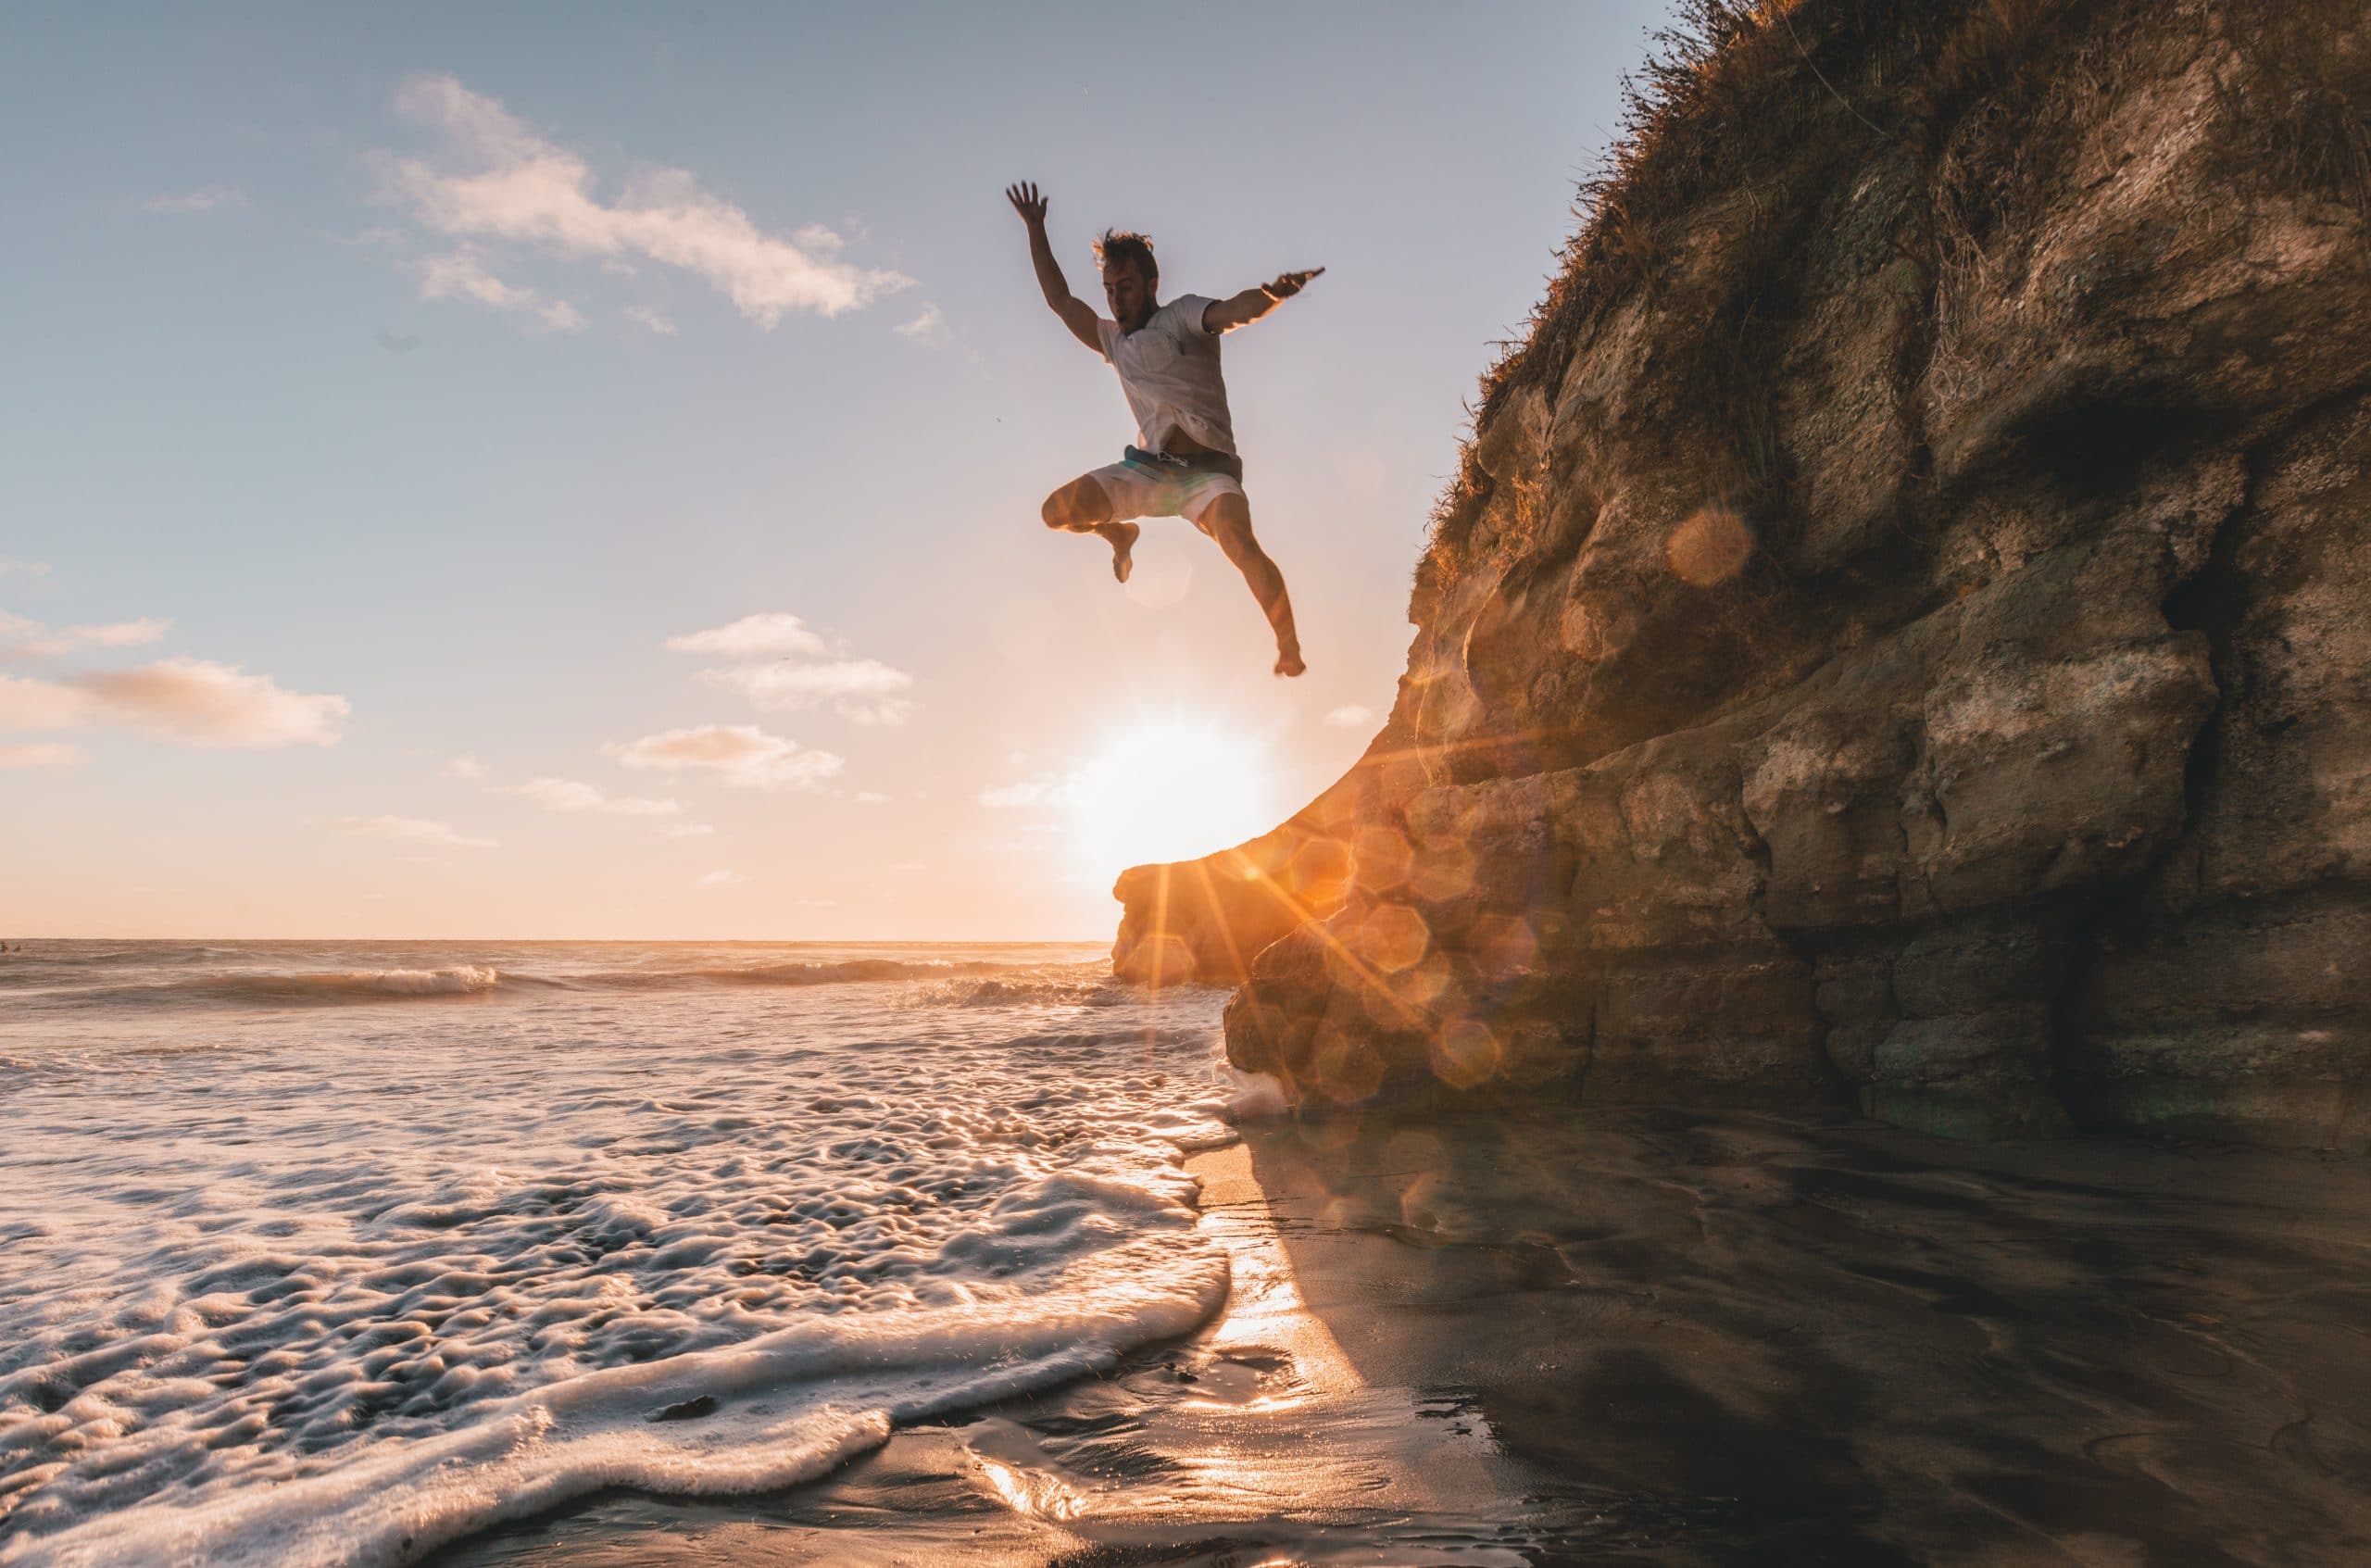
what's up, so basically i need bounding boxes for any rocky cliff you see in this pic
[1113,0,2371,1147]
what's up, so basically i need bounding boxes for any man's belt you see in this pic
[1125,445,1243,482]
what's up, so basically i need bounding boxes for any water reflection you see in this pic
[435,1106,2371,1565]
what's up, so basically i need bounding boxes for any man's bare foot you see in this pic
[1273,645,1306,678]
[1098,521,1139,583]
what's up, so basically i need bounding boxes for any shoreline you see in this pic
[435,1107,2371,1565]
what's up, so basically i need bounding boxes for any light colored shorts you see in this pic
[1083,455,1246,526]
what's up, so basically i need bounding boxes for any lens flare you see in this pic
[1665,507,1753,587]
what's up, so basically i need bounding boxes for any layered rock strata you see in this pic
[1112,0,2371,1147]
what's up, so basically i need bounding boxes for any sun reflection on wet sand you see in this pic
[933,1138,1530,1559]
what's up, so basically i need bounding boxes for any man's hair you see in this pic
[1093,229,1158,282]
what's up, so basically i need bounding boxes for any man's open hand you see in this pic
[1263,268,1325,299]
[1006,182,1049,226]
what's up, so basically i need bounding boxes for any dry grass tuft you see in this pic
[2214,7,2371,223]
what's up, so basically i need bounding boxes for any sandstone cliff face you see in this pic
[1111,0,2371,1147]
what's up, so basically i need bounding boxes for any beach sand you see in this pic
[435,1107,2371,1565]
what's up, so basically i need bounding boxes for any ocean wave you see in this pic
[29,959,1074,1010]
[53,966,521,1009]
[597,959,1011,990]
[0,985,1238,1568]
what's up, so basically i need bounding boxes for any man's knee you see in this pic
[1200,496,1260,559]
[1043,478,1111,531]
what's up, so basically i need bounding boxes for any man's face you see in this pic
[1102,258,1154,330]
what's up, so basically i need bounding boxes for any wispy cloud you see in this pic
[659,822,715,838]
[667,612,916,725]
[144,184,248,215]
[443,752,487,780]
[0,558,50,578]
[1,615,171,659]
[382,74,910,328]
[696,869,738,887]
[664,612,829,659]
[322,814,496,848]
[980,775,1070,809]
[0,674,91,732]
[607,723,842,790]
[0,659,346,747]
[511,776,680,815]
[0,742,83,771]
[624,305,677,335]
[1323,704,1375,729]
[701,659,914,726]
[417,248,583,332]
[894,302,948,346]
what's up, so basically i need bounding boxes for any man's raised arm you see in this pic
[1006,182,1101,353]
[1200,268,1325,333]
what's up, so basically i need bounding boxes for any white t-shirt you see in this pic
[1095,295,1237,457]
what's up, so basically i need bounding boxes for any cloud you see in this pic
[607,723,843,790]
[144,184,248,215]
[61,619,169,650]
[701,659,914,725]
[1,616,171,659]
[696,869,738,886]
[659,822,715,838]
[0,742,83,770]
[980,775,1069,809]
[668,611,915,724]
[894,302,948,346]
[511,776,680,815]
[443,752,487,780]
[663,612,829,659]
[0,659,345,747]
[383,74,910,328]
[624,305,677,335]
[0,673,92,731]
[1323,704,1376,729]
[417,248,584,332]
[322,814,496,848]
[0,557,51,578]
[853,790,891,805]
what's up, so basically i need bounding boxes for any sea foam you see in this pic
[0,942,1235,1566]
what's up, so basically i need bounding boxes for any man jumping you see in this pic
[1007,181,1320,677]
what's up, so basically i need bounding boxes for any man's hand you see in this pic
[1006,182,1050,228]
[1261,268,1324,299]
[1203,267,1326,333]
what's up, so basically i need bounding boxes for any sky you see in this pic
[0,1,1671,941]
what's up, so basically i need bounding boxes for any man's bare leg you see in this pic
[1042,476,1138,583]
[1197,493,1304,676]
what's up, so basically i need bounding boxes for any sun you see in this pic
[1069,717,1283,884]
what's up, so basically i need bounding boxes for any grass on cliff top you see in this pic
[1420,0,2368,588]
[1424,0,2062,584]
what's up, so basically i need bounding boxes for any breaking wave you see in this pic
[0,944,1234,1568]
[23,957,1096,1011]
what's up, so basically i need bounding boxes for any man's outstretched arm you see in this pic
[1200,268,1325,333]
[1006,182,1101,353]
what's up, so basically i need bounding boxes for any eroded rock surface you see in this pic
[1114,0,2371,1147]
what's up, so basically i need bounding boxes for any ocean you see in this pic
[11,942,2371,1566]
[0,940,1248,1567]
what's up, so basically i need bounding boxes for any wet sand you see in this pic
[436,1108,2371,1565]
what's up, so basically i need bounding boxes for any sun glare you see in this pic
[1070,717,1282,882]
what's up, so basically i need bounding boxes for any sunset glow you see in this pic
[1070,718,1283,884]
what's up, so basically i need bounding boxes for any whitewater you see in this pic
[0,941,1244,1567]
